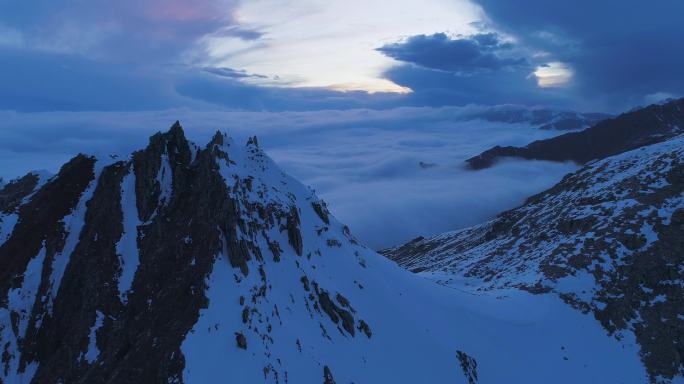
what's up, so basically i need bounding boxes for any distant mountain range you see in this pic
[462,105,610,131]
[466,98,684,169]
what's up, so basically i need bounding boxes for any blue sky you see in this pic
[1,0,681,113]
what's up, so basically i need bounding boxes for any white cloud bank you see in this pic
[0,107,576,248]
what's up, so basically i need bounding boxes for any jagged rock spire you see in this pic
[246,135,259,148]
[209,130,225,146]
[132,121,192,221]
[169,120,183,133]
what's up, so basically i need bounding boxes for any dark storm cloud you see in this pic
[374,32,572,108]
[475,0,684,111]
[377,32,527,74]
[382,64,570,107]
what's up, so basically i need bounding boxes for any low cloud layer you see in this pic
[0,107,576,248]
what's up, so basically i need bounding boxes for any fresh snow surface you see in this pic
[0,212,18,243]
[115,168,141,301]
[83,310,105,364]
[183,242,646,383]
[180,135,647,384]
[0,243,46,383]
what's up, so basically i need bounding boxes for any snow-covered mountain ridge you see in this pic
[0,122,650,383]
[384,133,684,383]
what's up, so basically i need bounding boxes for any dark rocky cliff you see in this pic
[466,98,684,169]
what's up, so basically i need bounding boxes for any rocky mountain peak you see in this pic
[0,122,374,383]
[246,135,260,148]
[0,123,475,383]
[131,122,195,222]
[209,130,225,147]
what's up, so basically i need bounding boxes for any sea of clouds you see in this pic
[0,106,578,248]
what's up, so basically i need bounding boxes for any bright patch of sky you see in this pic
[198,0,484,93]
[534,62,573,88]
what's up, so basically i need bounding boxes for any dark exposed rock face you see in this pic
[0,173,40,214]
[314,283,355,337]
[357,320,372,338]
[235,332,247,350]
[286,207,303,256]
[132,120,193,222]
[311,202,330,225]
[384,134,684,382]
[466,97,684,170]
[0,127,231,384]
[456,350,478,384]
[323,365,336,384]
[30,161,128,383]
[0,155,95,306]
